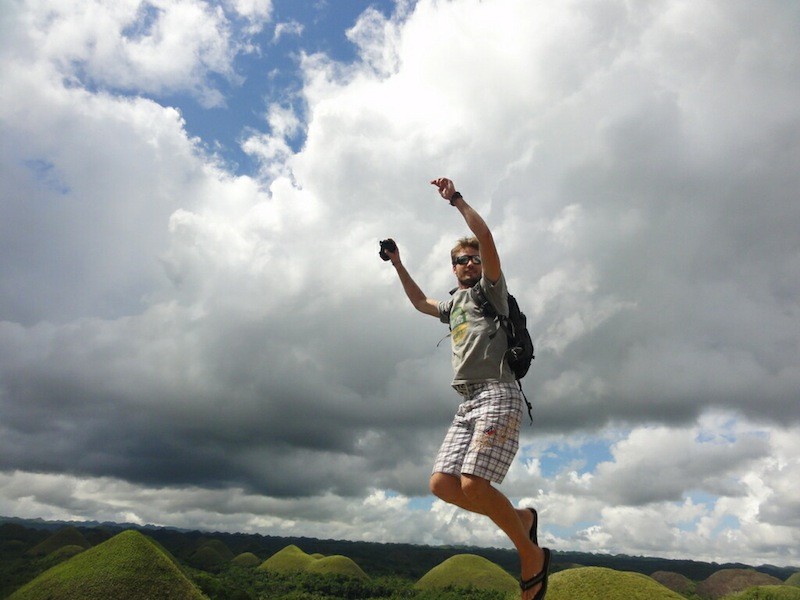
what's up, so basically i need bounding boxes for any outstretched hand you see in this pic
[431,177,456,202]
[379,238,400,264]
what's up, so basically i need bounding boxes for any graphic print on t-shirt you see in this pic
[450,306,468,345]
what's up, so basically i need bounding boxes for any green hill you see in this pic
[697,569,784,599]
[144,534,186,571]
[257,545,370,580]
[37,544,86,570]
[546,566,686,600]
[651,570,697,595]
[306,555,370,580]
[189,545,226,570]
[231,552,261,567]
[258,544,318,573]
[8,529,207,600]
[786,573,800,587]
[415,554,518,594]
[722,587,800,600]
[26,527,91,556]
[196,539,234,561]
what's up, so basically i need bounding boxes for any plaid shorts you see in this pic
[432,382,523,484]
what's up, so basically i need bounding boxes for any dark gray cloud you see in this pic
[0,303,451,498]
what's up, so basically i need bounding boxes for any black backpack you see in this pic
[471,284,535,422]
[471,285,534,379]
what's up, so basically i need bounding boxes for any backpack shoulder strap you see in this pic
[470,282,498,319]
[472,282,515,340]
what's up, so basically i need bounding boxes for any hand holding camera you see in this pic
[379,238,398,262]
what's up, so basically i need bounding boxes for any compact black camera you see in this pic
[379,238,397,261]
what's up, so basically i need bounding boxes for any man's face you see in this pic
[452,249,482,289]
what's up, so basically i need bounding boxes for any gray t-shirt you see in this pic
[438,273,516,385]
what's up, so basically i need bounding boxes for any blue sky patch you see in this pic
[23,159,70,195]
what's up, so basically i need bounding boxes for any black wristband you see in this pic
[449,191,463,205]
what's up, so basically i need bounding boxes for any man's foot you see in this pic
[520,547,550,600]
[517,509,543,600]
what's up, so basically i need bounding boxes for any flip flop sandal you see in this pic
[520,547,550,600]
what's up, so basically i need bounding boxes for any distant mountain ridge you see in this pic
[2,514,797,582]
[0,515,190,533]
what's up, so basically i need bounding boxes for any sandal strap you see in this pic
[519,547,551,592]
[520,569,545,590]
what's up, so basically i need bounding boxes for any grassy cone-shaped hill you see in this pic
[231,552,261,567]
[415,554,518,594]
[785,572,800,587]
[9,529,207,600]
[26,527,91,556]
[722,587,800,600]
[546,566,686,600]
[258,545,317,574]
[189,545,226,570]
[197,539,234,561]
[651,570,697,596]
[36,545,86,571]
[306,555,369,580]
[697,569,784,600]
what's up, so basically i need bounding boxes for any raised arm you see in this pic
[382,240,440,317]
[431,178,501,283]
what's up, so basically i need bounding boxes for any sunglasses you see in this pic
[453,254,482,265]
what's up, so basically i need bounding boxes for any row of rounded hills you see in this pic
[3,522,799,599]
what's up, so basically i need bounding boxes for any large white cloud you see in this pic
[1,0,799,566]
[12,0,260,106]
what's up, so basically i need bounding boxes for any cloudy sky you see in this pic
[1,0,799,568]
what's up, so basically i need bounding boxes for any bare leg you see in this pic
[430,473,544,599]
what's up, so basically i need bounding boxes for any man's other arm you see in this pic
[384,243,440,317]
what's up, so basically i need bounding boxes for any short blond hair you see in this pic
[450,236,479,263]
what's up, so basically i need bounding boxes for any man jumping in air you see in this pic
[382,177,549,600]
